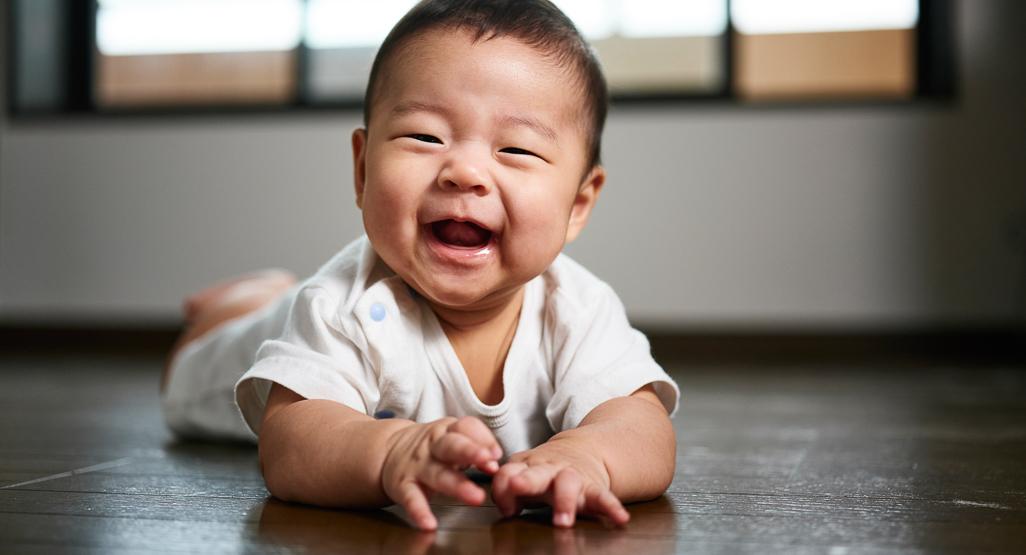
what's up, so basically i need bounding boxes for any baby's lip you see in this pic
[425,214,494,232]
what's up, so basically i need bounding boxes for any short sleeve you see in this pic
[545,280,679,433]
[235,284,378,435]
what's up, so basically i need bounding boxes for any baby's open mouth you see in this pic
[431,220,492,248]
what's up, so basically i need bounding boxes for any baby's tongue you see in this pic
[433,220,490,248]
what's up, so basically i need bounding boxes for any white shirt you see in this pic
[234,236,679,457]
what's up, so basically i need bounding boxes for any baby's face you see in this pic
[353,29,603,313]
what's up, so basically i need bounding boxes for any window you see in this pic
[732,0,920,100]
[94,0,304,107]
[556,0,729,97]
[304,0,419,103]
[6,0,955,115]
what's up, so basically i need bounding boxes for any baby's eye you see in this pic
[500,147,538,157]
[408,134,442,144]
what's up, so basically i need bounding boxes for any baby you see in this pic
[162,0,679,531]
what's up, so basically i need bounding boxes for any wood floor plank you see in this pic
[6,473,270,499]
[5,502,1020,554]
[0,513,269,554]
[2,355,1024,553]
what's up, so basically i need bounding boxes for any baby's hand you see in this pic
[491,441,630,528]
[381,416,502,531]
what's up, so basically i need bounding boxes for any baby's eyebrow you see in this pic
[390,100,449,119]
[498,113,559,145]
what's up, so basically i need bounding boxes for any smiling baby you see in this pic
[162,0,679,531]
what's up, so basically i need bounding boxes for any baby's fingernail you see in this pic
[491,445,503,458]
[554,512,573,527]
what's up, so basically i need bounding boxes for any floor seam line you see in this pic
[0,458,134,490]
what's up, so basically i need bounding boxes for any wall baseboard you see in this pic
[1,323,1023,366]
[642,326,1026,366]
[0,324,183,356]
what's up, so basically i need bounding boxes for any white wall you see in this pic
[2,0,1024,329]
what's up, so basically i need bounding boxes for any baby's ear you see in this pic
[565,165,605,243]
[352,128,369,209]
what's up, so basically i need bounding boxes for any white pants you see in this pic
[161,287,298,442]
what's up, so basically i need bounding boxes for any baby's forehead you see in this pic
[372,29,591,129]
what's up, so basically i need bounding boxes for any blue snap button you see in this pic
[406,285,419,300]
[374,410,395,420]
[369,303,386,322]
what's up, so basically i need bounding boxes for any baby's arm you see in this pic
[258,383,503,530]
[491,384,675,527]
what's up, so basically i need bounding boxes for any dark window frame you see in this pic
[5,0,956,117]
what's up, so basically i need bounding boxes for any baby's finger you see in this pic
[430,432,495,470]
[582,484,630,525]
[492,462,528,517]
[395,481,438,531]
[448,417,503,461]
[508,463,559,498]
[551,468,584,528]
[420,461,486,506]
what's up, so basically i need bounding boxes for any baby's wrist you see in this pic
[380,418,421,456]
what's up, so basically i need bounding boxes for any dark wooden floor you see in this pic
[1,356,1024,554]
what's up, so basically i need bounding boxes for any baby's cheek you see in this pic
[505,237,562,280]
[516,200,567,237]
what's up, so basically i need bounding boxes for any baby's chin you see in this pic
[410,252,558,312]
[415,278,524,314]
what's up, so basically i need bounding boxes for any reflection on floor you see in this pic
[0,356,1023,554]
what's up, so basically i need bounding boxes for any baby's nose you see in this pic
[439,148,492,194]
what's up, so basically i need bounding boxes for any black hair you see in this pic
[363,0,609,168]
